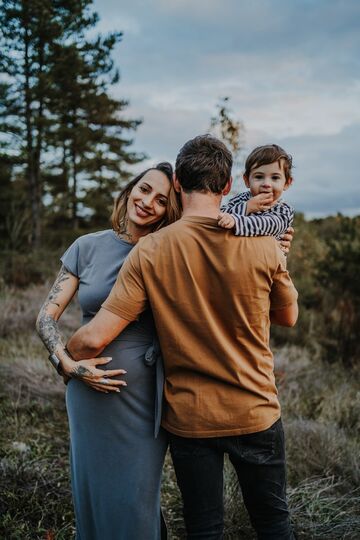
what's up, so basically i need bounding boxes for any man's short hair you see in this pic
[175,134,233,194]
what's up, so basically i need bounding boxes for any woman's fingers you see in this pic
[103,368,127,376]
[85,381,122,393]
[91,356,112,365]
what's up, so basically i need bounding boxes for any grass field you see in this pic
[1,285,359,539]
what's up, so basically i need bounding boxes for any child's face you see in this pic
[244,159,292,202]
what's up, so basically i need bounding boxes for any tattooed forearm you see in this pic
[36,265,75,354]
[36,312,64,354]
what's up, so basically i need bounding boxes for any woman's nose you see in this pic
[142,194,154,208]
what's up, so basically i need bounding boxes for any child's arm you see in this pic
[220,200,294,240]
[220,191,249,217]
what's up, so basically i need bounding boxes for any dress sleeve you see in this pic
[230,202,294,239]
[60,239,80,277]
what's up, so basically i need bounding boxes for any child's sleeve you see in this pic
[221,192,250,216]
[229,202,294,239]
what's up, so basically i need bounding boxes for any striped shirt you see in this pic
[222,191,294,240]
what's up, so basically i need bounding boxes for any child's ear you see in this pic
[243,174,250,188]
[283,177,293,191]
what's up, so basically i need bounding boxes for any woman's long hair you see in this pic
[111,162,182,234]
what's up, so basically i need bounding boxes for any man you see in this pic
[66,135,298,539]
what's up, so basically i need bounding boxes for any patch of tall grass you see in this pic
[0,286,359,538]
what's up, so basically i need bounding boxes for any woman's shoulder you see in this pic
[72,229,114,247]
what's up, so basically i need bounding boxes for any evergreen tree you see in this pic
[46,34,143,228]
[0,0,143,244]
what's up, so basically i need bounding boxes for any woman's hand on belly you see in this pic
[65,356,127,394]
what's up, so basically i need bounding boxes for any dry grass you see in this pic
[1,286,360,539]
[0,282,81,339]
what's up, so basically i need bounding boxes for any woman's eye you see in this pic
[157,199,167,207]
[139,185,149,193]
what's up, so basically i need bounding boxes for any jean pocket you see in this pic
[237,419,281,465]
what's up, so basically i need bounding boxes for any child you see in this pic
[218,144,294,239]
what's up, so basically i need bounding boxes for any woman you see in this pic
[36,162,181,540]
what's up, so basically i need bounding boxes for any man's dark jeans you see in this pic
[169,419,295,540]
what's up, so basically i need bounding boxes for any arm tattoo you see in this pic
[46,266,71,308]
[36,312,64,354]
[36,265,73,354]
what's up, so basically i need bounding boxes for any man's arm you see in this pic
[270,302,298,327]
[67,308,132,361]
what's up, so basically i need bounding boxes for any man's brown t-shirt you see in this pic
[102,216,298,437]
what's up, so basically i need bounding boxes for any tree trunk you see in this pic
[23,2,41,248]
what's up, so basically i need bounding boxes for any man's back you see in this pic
[103,215,298,437]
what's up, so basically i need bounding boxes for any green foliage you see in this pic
[272,213,360,367]
[316,216,360,365]
[0,0,144,247]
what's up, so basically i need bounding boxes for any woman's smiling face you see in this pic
[126,169,170,229]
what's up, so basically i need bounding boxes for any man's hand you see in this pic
[246,193,274,214]
[63,356,127,393]
[218,212,236,229]
[279,226,294,255]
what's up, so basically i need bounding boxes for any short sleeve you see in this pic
[60,240,80,277]
[270,253,298,310]
[102,243,148,321]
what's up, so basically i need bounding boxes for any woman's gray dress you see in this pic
[61,230,167,540]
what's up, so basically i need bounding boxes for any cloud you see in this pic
[92,0,360,217]
[279,124,360,216]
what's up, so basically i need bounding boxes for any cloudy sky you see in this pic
[93,0,360,217]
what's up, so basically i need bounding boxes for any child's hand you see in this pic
[246,193,274,214]
[218,212,236,229]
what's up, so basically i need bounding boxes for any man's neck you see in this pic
[181,191,222,219]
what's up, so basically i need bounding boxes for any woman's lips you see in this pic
[135,204,152,217]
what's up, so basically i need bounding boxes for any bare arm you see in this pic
[36,266,126,393]
[270,302,298,327]
[67,308,131,359]
[36,265,79,357]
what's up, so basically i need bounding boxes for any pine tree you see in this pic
[46,33,144,228]
[0,0,144,244]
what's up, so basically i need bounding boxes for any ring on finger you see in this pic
[99,378,109,385]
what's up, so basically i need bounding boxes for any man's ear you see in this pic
[283,177,293,191]
[173,174,181,193]
[222,177,233,196]
[243,174,250,188]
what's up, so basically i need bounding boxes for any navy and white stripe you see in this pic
[221,191,294,240]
